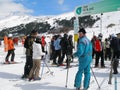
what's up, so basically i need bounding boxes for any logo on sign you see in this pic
[76,7,82,15]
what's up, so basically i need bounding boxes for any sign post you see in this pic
[74,0,120,35]
[75,0,120,16]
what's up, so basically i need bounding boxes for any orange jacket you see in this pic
[4,36,8,52]
[8,38,14,50]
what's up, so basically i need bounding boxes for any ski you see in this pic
[9,79,20,82]
[1,61,23,65]
[9,77,28,82]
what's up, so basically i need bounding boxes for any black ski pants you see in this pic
[112,51,120,73]
[5,49,15,61]
[53,49,61,64]
[24,56,33,77]
[95,51,105,67]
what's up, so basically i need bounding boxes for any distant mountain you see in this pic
[0,11,120,38]
[0,15,53,31]
[0,12,74,31]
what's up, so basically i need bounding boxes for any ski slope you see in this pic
[0,39,120,90]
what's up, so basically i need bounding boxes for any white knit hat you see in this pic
[8,34,13,37]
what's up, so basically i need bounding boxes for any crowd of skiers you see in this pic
[91,33,120,74]
[20,30,74,81]
[3,28,120,90]
[50,33,74,68]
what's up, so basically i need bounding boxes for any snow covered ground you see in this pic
[0,40,120,90]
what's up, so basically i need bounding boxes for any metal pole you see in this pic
[91,67,100,89]
[74,16,79,51]
[40,60,45,79]
[44,59,54,76]
[40,54,54,78]
[65,64,69,88]
[115,75,117,90]
[108,60,113,84]
[100,13,103,33]
[108,52,114,84]
[65,55,71,88]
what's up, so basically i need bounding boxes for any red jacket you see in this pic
[94,39,102,52]
[41,36,46,47]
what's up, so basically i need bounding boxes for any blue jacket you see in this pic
[54,38,61,50]
[74,36,92,89]
[74,36,92,63]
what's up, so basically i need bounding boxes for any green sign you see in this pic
[75,0,120,16]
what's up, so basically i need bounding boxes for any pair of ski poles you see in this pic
[65,61,101,89]
[40,54,54,79]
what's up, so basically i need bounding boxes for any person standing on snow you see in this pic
[66,35,74,68]
[5,34,15,64]
[94,33,105,68]
[21,30,38,79]
[29,37,45,81]
[110,34,120,74]
[50,35,55,60]
[91,35,97,59]
[104,38,111,61]
[73,28,92,90]
[59,33,69,66]
[41,36,46,52]
[52,35,61,65]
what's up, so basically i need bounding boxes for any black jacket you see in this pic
[110,37,120,52]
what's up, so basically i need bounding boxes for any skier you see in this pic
[73,28,92,90]
[21,30,38,79]
[29,37,45,81]
[110,34,120,74]
[5,34,15,64]
[52,35,61,65]
[94,33,105,68]
[104,38,111,61]
[41,36,46,52]
[91,35,97,59]
[59,33,69,66]
[66,35,74,68]
[50,35,55,60]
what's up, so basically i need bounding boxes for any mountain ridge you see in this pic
[0,12,74,31]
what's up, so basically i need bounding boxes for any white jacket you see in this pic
[32,42,45,60]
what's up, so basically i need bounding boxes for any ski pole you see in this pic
[65,66,69,88]
[43,54,54,76]
[108,52,114,84]
[90,67,100,89]
[65,55,71,88]
[40,60,45,79]
[44,60,54,75]
[115,75,117,90]
[108,60,113,84]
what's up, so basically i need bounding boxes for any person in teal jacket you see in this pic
[73,28,92,90]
